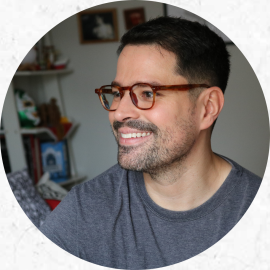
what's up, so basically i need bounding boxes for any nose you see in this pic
[113,90,141,122]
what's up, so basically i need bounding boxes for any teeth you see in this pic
[121,132,151,138]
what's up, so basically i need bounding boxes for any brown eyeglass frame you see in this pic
[95,83,211,111]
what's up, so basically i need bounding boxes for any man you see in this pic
[40,17,261,269]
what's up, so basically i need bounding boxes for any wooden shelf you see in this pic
[21,127,57,140]
[58,175,87,186]
[20,121,79,141]
[15,68,73,77]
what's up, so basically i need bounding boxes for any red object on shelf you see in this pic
[48,122,72,140]
[53,64,66,70]
[45,199,61,210]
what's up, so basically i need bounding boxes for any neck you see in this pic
[143,134,232,211]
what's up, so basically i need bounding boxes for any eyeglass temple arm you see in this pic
[95,86,131,94]
[153,84,210,91]
[95,89,114,94]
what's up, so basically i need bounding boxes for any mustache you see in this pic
[113,120,159,134]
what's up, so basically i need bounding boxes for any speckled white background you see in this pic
[0,0,269,269]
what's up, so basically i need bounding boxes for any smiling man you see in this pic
[40,17,262,269]
[108,43,232,211]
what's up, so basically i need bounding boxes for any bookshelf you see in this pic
[20,121,79,141]
[15,69,73,77]
[2,69,86,187]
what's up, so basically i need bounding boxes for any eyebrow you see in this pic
[111,80,121,87]
[111,80,163,87]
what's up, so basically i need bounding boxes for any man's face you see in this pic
[109,45,200,173]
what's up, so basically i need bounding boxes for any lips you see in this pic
[113,120,157,147]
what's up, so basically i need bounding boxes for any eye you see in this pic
[142,91,154,99]
[112,91,121,98]
[111,86,121,98]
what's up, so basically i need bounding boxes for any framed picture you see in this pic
[124,7,146,30]
[78,9,119,44]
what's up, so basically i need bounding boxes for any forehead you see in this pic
[115,45,185,86]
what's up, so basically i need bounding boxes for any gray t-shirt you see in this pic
[40,157,262,269]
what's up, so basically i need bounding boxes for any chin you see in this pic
[117,155,144,171]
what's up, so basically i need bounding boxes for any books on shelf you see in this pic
[23,135,43,184]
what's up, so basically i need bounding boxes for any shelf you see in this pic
[21,127,57,140]
[15,68,73,76]
[20,121,79,141]
[5,63,83,190]
[58,175,87,186]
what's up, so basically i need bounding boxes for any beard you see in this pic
[112,115,197,178]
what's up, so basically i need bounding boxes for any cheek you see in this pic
[147,113,180,146]
[149,102,182,128]
[149,102,198,144]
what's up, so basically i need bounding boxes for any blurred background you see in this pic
[1,1,268,200]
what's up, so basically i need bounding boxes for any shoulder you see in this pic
[211,155,263,224]
[71,164,128,202]
[78,163,126,189]
[224,156,262,204]
[39,164,128,250]
[237,164,262,197]
[230,158,262,186]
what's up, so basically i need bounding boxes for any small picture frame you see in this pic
[124,7,146,30]
[78,9,119,44]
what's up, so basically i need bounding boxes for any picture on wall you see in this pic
[78,9,119,44]
[124,7,146,30]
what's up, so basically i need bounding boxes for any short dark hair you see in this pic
[117,16,230,95]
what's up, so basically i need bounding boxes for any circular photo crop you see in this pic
[2,1,269,269]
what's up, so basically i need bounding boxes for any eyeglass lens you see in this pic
[100,84,154,110]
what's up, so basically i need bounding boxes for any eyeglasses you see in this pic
[95,83,210,111]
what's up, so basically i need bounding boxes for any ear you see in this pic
[198,87,224,131]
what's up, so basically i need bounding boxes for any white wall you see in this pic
[19,2,268,180]
[211,45,269,177]
[49,1,165,180]
[166,4,269,178]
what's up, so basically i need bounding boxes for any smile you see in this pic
[121,132,152,138]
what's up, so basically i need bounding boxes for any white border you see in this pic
[0,0,269,269]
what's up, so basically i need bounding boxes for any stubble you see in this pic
[112,115,197,182]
